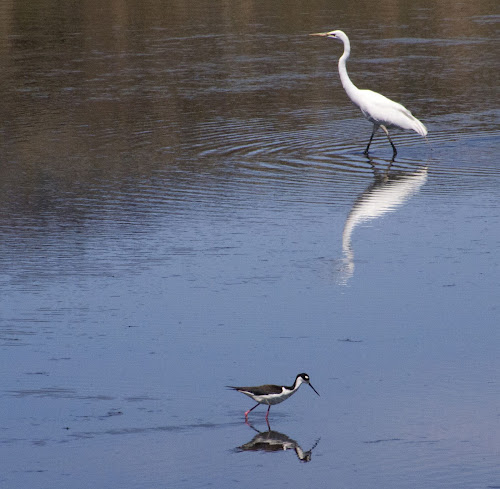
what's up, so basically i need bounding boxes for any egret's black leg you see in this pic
[381,125,397,157]
[364,125,378,155]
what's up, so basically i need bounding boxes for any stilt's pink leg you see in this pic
[244,403,260,419]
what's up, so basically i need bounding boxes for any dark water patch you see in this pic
[68,421,240,441]
[7,388,115,401]
[403,439,441,445]
[124,396,160,402]
[100,410,123,419]
[363,438,403,444]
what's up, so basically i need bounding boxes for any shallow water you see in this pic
[1,1,499,488]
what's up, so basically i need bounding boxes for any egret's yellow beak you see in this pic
[309,32,329,37]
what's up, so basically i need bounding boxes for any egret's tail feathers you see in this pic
[413,117,428,137]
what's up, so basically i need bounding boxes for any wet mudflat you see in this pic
[0,1,499,488]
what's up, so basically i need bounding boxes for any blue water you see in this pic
[1,1,499,488]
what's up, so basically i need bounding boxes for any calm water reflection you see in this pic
[1,1,499,489]
[236,423,321,463]
[339,159,428,285]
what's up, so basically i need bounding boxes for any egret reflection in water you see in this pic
[337,159,428,285]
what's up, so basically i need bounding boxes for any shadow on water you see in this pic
[235,422,321,463]
[336,156,428,285]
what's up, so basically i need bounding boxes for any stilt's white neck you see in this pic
[292,375,305,391]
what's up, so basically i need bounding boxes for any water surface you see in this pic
[1,1,499,488]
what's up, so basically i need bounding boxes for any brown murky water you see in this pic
[1,1,499,488]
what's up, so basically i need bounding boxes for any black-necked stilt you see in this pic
[228,373,320,420]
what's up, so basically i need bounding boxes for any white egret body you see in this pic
[311,30,427,156]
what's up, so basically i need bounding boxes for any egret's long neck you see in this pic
[338,37,360,101]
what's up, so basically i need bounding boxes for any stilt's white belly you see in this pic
[248,389,294,406]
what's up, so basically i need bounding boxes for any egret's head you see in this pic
[309,30,345,41]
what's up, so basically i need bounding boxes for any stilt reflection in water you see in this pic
[236,423,321,463]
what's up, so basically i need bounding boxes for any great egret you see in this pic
[310,30,427,156]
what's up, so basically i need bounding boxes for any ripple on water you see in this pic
[0,106,497,289]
